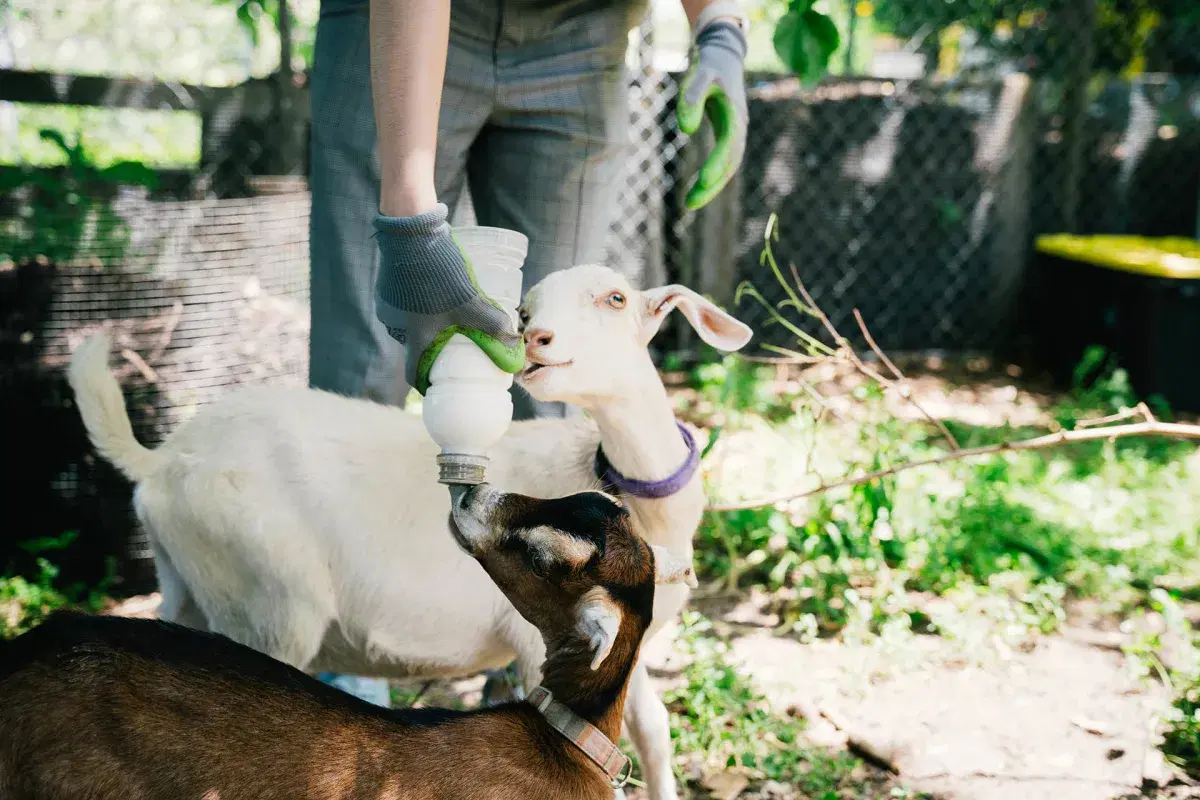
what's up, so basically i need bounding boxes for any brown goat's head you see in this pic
[449,485,696,671]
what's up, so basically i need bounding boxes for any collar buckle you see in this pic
[526,685,633,789]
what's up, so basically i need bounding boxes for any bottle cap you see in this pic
[437,453,490,485]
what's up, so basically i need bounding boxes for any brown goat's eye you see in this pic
[606,292,627,310]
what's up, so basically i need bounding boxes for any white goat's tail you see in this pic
[67,333,161,483]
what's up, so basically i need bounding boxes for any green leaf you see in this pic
[0,167,35,192]
[99,161,161,190]
[19,531,78,554]
[236,2,260,45]
[773,7,841,84]
[786,0,818,14]
[37,128,72,158]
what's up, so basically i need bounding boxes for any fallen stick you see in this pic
[787,697,904,774]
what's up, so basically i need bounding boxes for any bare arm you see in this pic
[369,0,451,217]
[680,0,743,29]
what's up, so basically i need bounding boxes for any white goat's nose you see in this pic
[524,327,554,348]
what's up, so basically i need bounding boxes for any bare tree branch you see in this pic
[708,215,1200,513]
[709,416,1200,513]
[852,308,961,451]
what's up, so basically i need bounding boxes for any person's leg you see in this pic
[466,12,632,422]
[307,4,493,705]
[308,7,399,705]
[309,5,406,406]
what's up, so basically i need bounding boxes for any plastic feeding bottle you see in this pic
[423,226,528,486]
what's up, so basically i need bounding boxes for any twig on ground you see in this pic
[795,377,851,425]
[853,309,961,451]
[785,250,959,454]
[787,697,903,774]
[146,300,184,363]
[120,348,158,384]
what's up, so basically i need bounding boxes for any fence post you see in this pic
[272,0,307,177]
[1059,0,1097,234]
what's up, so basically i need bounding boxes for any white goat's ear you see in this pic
[640,285,753,352]
[576,589,622,671]
[650,545,699,588]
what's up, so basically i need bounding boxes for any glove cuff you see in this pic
[695,19,748,61]
[373,204,478,317]
[691,1,749,38]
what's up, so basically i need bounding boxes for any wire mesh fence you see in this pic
[1,0,1198,588]
[609,3,1200,358]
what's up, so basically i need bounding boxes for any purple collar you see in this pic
[594,422,699,499]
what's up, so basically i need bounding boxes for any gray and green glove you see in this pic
[676,20,749,211]
[374,204,525,395]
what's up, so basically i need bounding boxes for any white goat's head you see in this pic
[516,265,752,406]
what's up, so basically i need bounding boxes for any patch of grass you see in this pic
[664,611,933,798]
[665,611,860,795]
[691,336,1200,782]
[0,532,115,638]
[1163,680,1200,780]
[695,349,1200,646]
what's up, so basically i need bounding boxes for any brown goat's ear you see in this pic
[639,285,753,352]
[650,545,699,588]
[575,589,622,671]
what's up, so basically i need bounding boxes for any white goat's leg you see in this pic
[150,544,208,631]
[516,646,546,700]
[624,662,678,800]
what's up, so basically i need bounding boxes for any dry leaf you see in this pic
[701,770,751,800]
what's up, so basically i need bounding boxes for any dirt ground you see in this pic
[656,596,1189,800]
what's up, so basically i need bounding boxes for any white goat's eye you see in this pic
[606,292,627,310]
[518,308,530,325]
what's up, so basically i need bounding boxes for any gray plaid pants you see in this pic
[309,0,642,417]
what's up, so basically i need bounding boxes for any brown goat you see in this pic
[0,486,696,800]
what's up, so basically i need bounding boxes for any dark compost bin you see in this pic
[1029,234,1200,413]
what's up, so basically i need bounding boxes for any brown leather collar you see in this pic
[526,685,633,788]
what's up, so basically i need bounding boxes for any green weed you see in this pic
[665,611,859,793]
[0,531,115,638]
[664,611,934,798]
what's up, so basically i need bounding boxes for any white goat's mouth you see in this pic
[520,359,573,381]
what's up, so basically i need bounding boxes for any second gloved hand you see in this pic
[676,20,749,211]
[374,203,525,395]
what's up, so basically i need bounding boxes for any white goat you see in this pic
[67,264,753,800]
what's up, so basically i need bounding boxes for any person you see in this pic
[307,0,750,706]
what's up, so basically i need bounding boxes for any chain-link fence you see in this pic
[609,2,1200,358]
[2,0,1198,588]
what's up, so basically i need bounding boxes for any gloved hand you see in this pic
[374,203,525,395]
[676,20,749,211]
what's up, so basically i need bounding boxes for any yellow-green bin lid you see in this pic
[1035,234,1200,280]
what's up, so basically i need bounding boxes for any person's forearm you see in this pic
[681,0,742,29]
[370,0,450,217]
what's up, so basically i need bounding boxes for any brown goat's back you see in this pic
[0,612,606,800]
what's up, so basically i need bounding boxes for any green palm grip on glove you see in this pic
[415,326,525,396]
[676,21,749,211]
[373,206,526,396]
[413,241,525,395]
